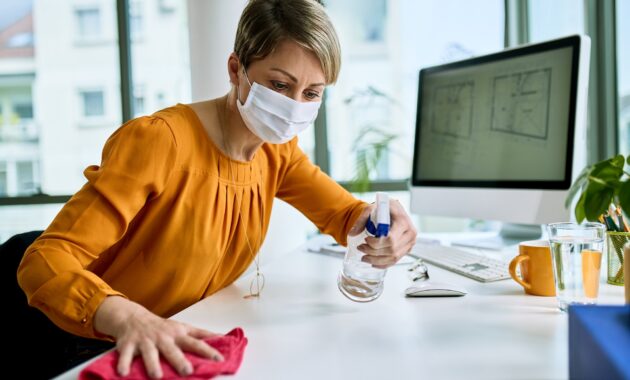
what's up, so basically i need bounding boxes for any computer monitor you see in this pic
[410,35,591,247]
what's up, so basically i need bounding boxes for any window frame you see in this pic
[0,0,623,204]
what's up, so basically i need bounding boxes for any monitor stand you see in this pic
[451,223,543,251]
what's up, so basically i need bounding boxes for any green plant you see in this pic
[351,126,398,193]
[343,86,402,193]
[565,154,630,223]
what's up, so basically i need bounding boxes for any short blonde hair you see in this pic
[234,0,341,84]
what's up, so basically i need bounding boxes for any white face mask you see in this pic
[236,68,321,144]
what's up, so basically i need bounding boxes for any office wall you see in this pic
[187,0,246,100]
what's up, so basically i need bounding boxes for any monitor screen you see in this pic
[412,36,580,189]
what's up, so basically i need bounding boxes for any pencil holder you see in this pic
[606,232,628,285]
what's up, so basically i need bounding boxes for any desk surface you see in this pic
[55,237,625,380]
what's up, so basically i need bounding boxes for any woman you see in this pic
[16,0,417,378]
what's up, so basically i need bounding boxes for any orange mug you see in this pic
[509,240,556,296]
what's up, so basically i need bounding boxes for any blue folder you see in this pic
[569,305,630,380]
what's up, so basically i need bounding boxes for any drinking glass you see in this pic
[546,222,606,312]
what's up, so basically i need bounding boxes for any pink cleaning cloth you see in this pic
[79,328,248,380]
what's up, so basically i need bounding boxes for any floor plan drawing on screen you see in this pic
[491,68,551,139]
[431,81,474,138]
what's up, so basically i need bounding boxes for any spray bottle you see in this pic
[338,192,390,302]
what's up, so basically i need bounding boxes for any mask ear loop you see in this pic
[237,66,253,105]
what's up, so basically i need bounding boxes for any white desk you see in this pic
[55,237,625,380]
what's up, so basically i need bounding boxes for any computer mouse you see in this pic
[405,281,467,297]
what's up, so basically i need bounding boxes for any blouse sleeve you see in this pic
[17,116,178,338]
[275,139,368,246]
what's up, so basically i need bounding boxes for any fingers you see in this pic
[389,198,406,215]
[162,340,195,377]
[361,224,415,255]
[178,335,224,361]
[116,343,135,377]
[116,328,223,379]
[358,242,395,256]
[363,229,403,251]
[362,199,416,249]
[361,230,417,267]
[348,204,375,236]
[188,326,219,340]
[140,340,163,379]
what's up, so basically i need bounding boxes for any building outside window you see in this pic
[16,160,36,194]
[130,1,144,40]
[75,7,102,39]
[0,0,191,240]
[133,85,145,117]
[13,101,33,119]
[80,89,105,117]
[0,161,7,196]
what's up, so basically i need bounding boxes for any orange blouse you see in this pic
[17,104,366,339]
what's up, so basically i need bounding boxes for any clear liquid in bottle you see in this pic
[338,193,389,302]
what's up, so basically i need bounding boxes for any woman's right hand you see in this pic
[94,296,224,379]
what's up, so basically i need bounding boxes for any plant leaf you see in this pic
[565,165,591,208]
[590,164,623,184]
[351,148,370,193]
[609,154,625,168]
[619,180,630,218]
[593,155,623,170]
[627,155,630,165]
[583,181,614,222]
[575,191,586,223]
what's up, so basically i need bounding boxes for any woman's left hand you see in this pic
[348,199,418,269]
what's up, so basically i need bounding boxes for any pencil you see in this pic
[615,206,629,232]
[604,213,620,232]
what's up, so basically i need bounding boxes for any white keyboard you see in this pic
[410,243,511,282]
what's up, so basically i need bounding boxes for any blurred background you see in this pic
[0,0,628,260]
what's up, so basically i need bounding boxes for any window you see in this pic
[1,87,34,139]
[0,162,7,196]
[158,0,176,14]
[618,0,630,155]
[0,0,626,241]
[130,1,144,40]
[0,0,194,240]
[156,92,167,109]
[16,161,36,194]
[0,0,120,199]
[80,90,105,117]
[324,0,504,183]
[14,101,33,120]
[130,1,190,118]
[7,32,34,48]
[11,98,37,141]
[75,7,102,39]
[528,0,584,43]
[133,85,145,116]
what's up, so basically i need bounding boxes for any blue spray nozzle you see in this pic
[366,215,389,237]
[365,192,390,237]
